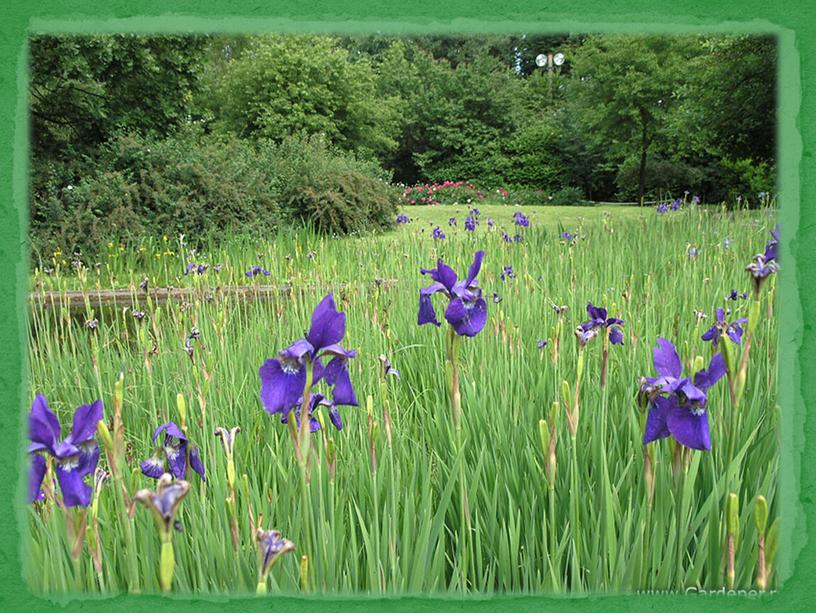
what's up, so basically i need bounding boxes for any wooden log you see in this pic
[28,279,398,309]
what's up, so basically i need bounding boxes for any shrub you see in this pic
[614,156,705,202]
[29,129,398,256]
[549,186,586,206]
[401,181,486,206]
[271,134,398,234]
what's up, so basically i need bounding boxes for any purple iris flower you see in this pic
[185,262,208,275]
[745,252,779,291]
[722,238,733,249]
[396,213,411,225]
[500,265,515,281]
[487,218,495,228]
[28,394,103,506]
[246,265,271,278]
[464,217,476,232]
[764,224,780,263]
[641,338,726,451]
[701,308,748,347]
[513,211,530,227]
[492,292,502,304]
[688,246,699,258]
[418,251,487,337]
[140,421,206,481]
[691,195,700,205]
[579,303,625,345]
[469,208,481,219]
[670,198,682,211]
[536,339,548,349]
[725,289,747,301]
[561,231,575,242]
[656,203,668,214]
[513,234,523,243]
[448,217,457,227]
[259,294,357,427]
[501,231,512,243]
[431,226,446,240]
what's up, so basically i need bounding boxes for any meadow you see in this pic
[25,203,780,595]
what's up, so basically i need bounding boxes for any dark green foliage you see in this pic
[549,186,586,206]
[270,134,399,235]
[29,32,778,254]
[31,130,396,256]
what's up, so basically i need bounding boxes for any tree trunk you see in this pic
[637,122,649,206]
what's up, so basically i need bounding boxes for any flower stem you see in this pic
[569,433,582,590]
[447,328,469,590]
[159,533,175,592]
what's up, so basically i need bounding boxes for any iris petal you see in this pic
[152,421,187,443]
[56,461,93,507]
[306,294,346,352]
[140,456,166,479]
[464,250,484,287]
[653,338,683,378]
[189,447,206,481]
[694,353,727,391]
[325,358,358,406]
[66,400,103,447]
[29,455,47,503]
[445,296,487,337]
[166,442,187,479]
[667,405,711,451]
[421,260,458,292]
[29,394,61,455]
[259,358,307,415]
[643,396,672,444]
[418,290,442,327]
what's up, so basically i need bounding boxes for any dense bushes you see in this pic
[30,130,397,255]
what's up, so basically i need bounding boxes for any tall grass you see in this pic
[25,205,779,595]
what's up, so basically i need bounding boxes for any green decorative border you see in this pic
[0,2,810,610]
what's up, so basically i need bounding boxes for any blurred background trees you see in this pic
[29,32,777,252]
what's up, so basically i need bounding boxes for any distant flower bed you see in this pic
[402,181,509,206]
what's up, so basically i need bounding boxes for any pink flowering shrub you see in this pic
[402,180,498,206]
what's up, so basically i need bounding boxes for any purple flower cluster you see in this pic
[396,213,411,225]
[641,339,726,451]
[701,308,747,347]
[431,226,446,240]
[418,251,487,337]
[185,262,209,275]
[578,303,625,346]
[259,294,357,432]
[745,225,780,292]
[140,422,206,481]
[513,211,530,227]
[246,265,271,278]
[28,395,102,506]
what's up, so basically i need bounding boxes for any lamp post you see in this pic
[535,52,565,104]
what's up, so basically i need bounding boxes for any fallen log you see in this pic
[29,279,399,309]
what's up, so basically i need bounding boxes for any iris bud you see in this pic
[727,493,740,543]
[538,419,549,458]
[754,495,768,534]
[176,394,187,430]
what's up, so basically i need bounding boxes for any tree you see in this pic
[30,34,208,162]
[208,35,401,160]
[568,35,700,203]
